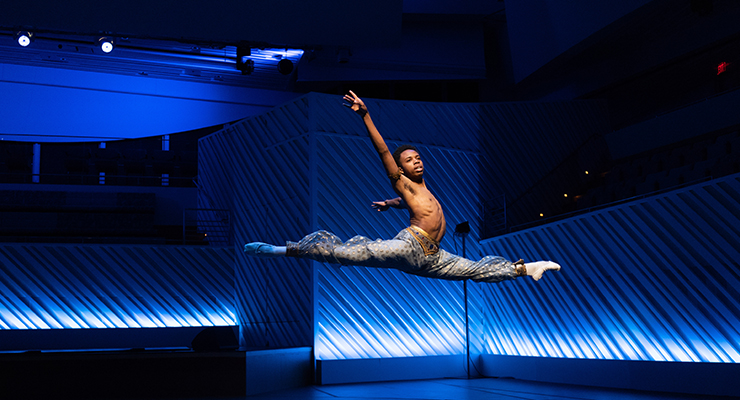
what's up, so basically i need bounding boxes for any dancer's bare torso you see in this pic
[400,180,446,243]
[392,151,446,243]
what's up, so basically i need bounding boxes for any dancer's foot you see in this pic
[524,261,561,281]
[243,242,286,257]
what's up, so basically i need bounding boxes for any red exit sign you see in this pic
[717,61,730,75]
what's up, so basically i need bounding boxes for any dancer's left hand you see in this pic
[371,200,390,211]
[343,90,368,116]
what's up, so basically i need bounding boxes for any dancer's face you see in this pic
[398,149,423,180]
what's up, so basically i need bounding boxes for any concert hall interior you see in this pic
[1,1,740,399]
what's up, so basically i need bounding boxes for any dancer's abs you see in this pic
[407,196,446,243]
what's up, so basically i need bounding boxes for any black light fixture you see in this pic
[277,58,293,75]
[454,221,470,257]
[454,221,470,234]
[236,45,254,75]
[15,31,33,47]
[97,36,115,53]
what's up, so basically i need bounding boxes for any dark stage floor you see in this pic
[5,348,738,399]
[243,378,739,400]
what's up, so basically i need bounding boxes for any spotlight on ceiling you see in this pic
[97,37,115,53]
[15,31,34,47]
[236,46,254,75]
[277,58,294,75]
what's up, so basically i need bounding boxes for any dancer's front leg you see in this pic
[244,242,286,257]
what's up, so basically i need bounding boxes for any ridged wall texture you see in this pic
[198,96,314,349]
[199,93,608,358]
[0,244,235,329]
[478,173,740,362]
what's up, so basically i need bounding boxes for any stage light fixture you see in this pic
[97,37,115,53]
[15,31,34,47]
[454,221,470,234]
[277,58,294,75]
[238,58,254,75]
[236,45,254,74]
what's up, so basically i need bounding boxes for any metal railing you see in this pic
[0,172,197,187]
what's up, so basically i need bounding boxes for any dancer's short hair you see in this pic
[392,145,419,167]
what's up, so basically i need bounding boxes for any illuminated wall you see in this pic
[477,173,740,362]
[0,244,235,330]
[198,97,314,349]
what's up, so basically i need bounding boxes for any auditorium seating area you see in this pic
[498,126,740,235]
[576,128,740,210]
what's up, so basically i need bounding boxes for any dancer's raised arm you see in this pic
[343,91,399,178]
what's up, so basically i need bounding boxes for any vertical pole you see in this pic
[32,143,41,183]
[463,235,470,379]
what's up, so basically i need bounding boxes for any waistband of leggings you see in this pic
[406,226,440,256]
[409,226,439,246]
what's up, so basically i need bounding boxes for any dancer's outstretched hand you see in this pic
[371,200,391,212]
[524,261,561,281]
[343,90,368,116]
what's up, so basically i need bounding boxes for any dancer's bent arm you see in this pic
[371,197,407,212]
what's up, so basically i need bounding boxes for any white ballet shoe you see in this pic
[524,261,561,281]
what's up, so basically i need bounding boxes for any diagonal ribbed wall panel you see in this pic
[198,92,608,358]
[198,97,314,349]
[0,244,235,330]
[477,174,740,362]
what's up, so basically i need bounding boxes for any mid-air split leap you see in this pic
[244,91,561,283]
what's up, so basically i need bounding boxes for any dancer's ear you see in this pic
[398,167,405,175]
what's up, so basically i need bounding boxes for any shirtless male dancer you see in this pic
[244,91,561,283]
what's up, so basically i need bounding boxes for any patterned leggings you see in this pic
[286,227,518,283]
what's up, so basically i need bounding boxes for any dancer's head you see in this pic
[393,145,423,181]
[393,145,419,167]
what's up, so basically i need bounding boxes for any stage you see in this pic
[240,377,737,400]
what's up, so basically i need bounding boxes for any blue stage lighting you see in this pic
[15,31,33,47]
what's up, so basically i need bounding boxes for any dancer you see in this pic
[244,91,560,283]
